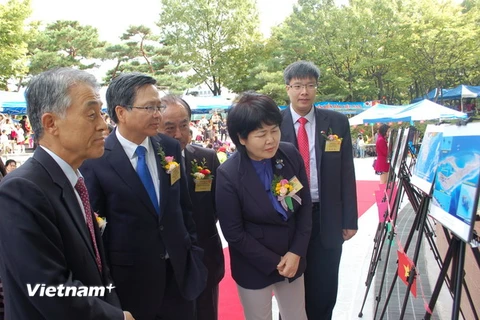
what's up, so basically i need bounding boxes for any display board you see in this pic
[430,122,480,242]
[389,127,402,172]
[411,125,445,194]
[394,127,410,176]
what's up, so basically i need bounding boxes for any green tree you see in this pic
[158,0,262,95]
[397,0,480,99]
[102,25,190,93]
[27,20,106,75]
[0,0,32,90]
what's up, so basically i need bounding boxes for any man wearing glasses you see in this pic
[80,73,207,320]
[280,61,358,320]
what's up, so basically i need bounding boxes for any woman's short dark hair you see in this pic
[379,124,389,137]
[227,92,282,153]
[5,159,16,167]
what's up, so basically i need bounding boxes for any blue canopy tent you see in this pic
[411,88,450,103]
[181,95,232,115]
[440,85,478,100]
[0,91,27,115]
[440,85,479,113]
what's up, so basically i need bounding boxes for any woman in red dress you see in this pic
[374,124,390,184]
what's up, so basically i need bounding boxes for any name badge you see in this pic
[194,179,212,192]
[289,176,303,194]
[325,140,342,152]
[170,165,181,185]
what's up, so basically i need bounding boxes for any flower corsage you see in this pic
[157,144,181,184]
[191,158,213,180]
[321,128,343,152]
[94,212,107,235]
[320,128,343,141]
[191,158,213,192]
[271,175,302,211]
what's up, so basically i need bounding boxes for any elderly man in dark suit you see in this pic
[280,61,358,320]
[80,73,207,320]
[0,68,132,320]
[158,94,225,320]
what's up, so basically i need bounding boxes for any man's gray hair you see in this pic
[26,67,99,141]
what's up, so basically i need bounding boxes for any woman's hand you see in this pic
[277,252,300,278]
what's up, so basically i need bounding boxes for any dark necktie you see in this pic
[297,117,310,184]
[75,177,102,274]
[136,146,160,214]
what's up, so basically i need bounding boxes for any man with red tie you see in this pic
[280,61,358,320]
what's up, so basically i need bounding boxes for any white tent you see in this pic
[389,99,467,121]
[360,99,467,124]
[348,103,406,125]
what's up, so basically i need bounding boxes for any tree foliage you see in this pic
[27,20,106,75]
[157,0,262,95]
[102,25,190,92]
[0,0,32,90]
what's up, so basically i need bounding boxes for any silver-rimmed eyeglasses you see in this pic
[128,105,166,114]
[288,84,318,91]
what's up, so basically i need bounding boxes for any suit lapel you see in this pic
[280,108,298,147]
[152,135,170,220]
[314,108,330,174]
[185,145,195,191]
[34,148,99,276]
[105,133,159,220]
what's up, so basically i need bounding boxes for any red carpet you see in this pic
[356,180,379,218]
[218,180,377,319]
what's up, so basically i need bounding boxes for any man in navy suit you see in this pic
[159,95,225,320]
[80,73,207,320]
[0,68,132,320]
[280,61,358,319]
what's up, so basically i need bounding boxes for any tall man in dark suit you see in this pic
[0,68,133,320]
[80,73,207,320]
[158,95,225,320]
[280,61,358,319]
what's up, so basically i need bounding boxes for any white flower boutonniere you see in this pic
[94,212,107,235]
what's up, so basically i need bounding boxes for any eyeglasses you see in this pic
[288,84,318,92]
[128,105,166,114]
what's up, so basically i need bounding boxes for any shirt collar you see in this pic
[40,146,80,187]
[290,105,315,124]
[115,129,152,159]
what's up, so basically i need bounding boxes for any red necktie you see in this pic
[75,177,103,274]
[297,117,310,183]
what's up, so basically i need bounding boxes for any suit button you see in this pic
[159,225,164,231]
[160,254,165,259]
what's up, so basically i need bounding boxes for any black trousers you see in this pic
[196,283,219,320]
[157,260,196,320]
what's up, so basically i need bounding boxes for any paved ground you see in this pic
[334,157,455,320]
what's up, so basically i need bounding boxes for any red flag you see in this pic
[397,250,417,297]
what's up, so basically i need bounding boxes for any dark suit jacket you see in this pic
[184,145,225,288]
[216,142,312,290]
[80,131,207,320]
[0,147,123,320]
[281,107,358,248]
